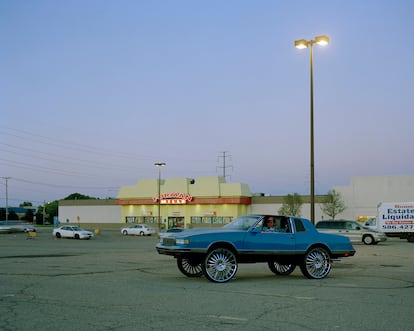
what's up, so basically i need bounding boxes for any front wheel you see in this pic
[363,235,374,245]
[177,257,203,277]
[300,247,332,279]
[202,248,238,283]
[268,260,296,275]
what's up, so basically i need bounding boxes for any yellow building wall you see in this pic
[118,176,251,228]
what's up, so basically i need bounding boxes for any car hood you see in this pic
[171,227,237,238]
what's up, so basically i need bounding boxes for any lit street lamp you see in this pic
[154,162,166,231]
[294,35,329,224]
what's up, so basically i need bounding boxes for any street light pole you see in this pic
[154,162,166,231]
[294,35,329,224]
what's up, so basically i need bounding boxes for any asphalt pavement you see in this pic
[1,228,413,331]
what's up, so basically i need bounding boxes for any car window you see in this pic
[316,222,327,229]
[225,215,261,230]
[294,218,306,232]
[347,222,360,230]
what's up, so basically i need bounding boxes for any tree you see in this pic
[64,193,96,200]
[320,189,346,220]
[24,208,34,222]
[278,193,303,216]
[20,202,33,207]
[8,210,19,220]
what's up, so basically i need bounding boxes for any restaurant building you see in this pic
[116,176,251,229]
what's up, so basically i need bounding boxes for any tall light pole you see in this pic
[294,35,329,224]
[154,162,166,231]
[2,177,11,224]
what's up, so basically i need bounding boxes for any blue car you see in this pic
[156,214,356,283]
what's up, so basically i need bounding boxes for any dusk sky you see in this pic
[2,0,414,206]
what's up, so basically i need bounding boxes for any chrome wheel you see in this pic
[202,248,238,283]
[300,247,331,279]
[268,260,296,275]
[177,257,203,277]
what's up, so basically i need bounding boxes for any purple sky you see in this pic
[1,0,414,206]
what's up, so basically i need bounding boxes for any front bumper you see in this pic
[156,244,191,257]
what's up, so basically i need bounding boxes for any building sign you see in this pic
[378,202,414,232]
[204,211,217,216]
[153,193,193,204]
[161,199,186,205]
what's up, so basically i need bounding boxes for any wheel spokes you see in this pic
[205,249,237,282]
[305,248,331,278]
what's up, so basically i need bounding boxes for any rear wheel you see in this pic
[55,232,61,238]
[177,257,203,277]
[139,231,144,236]
[300,247,331,279]
[202,247,238,283]
[74,234,80,239]
[122,230,128,235]
[268,260,296,275]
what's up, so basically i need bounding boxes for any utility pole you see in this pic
[1,177,11,224]
[217,152,233,180]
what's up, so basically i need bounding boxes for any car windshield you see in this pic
[224,215,261,230]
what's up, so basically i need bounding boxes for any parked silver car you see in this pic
[315,219,387,245]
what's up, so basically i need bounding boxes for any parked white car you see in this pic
[53,226,93,239]
[121,224,156,236]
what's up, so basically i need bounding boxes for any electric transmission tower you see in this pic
[217,151,233,181]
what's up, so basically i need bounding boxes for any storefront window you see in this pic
[191,216,203,224]
[134,216,158,224]
[190,216,232,225]
[125,216,138,223]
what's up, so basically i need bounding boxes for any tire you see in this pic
[202,247,238,283]
[300,246,332,279]
[177,257,203,277]
[55,232,61,238]
[139,231,144,236]
[74,234,80,239]
[122,230,128,236]
[363,235,374,245]
[268,260,296,275]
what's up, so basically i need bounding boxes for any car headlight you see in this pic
[175,238,190,245]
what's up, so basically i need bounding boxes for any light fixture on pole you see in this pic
[294,35,329,224]
[154,162,166,231]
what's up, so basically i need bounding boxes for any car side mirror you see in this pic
[251,227,261,233]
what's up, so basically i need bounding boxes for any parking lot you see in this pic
[1,228,414,331]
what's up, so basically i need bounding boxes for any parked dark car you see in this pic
[156,214,356,283]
